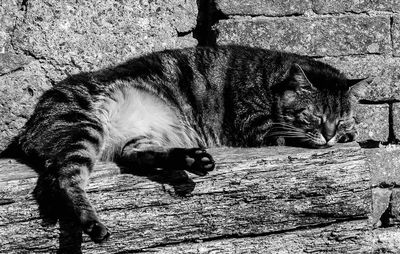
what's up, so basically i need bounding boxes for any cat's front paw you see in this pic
[338,131,357,143]
[185,148,215,176]
[169,148,215,176]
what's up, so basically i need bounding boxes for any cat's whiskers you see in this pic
[305,132,327,146]
[264,123,308,139]
[266,133,308,138]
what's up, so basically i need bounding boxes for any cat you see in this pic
[1,45,368,243]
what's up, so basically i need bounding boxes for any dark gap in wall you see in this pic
[177,30,192,37]
[358,140,381,148]
[380,202,392,227]
[379,182,400,188]
[20,0,29,11]
[358,102,397,145]
[194,0,228,46]
[388,102,398,143]
[390,16,395,56]
[358,99,400,104]
[379,190,395,228]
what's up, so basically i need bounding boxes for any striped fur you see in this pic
[7,45,364,242]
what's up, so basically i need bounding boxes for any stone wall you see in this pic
[0,0,399,148]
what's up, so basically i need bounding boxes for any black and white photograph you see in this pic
[0,0,399,253]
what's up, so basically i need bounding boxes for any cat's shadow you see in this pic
[118,163,197,196]
[57,164,196,254]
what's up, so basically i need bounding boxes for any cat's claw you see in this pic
[185,148,215,176]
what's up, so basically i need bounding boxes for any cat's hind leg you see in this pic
[117,137,215,176]
[29,127,110,243]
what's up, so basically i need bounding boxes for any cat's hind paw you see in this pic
[84,221,111,243]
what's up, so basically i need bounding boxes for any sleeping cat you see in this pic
[2,45,367,243]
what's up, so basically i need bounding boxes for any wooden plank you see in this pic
[141,220,372,254]
[0,143,371,253]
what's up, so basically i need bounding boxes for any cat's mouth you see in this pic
[282,137,334,149]
[306,132,337,148]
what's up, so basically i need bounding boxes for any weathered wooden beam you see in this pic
[0,143,371,253]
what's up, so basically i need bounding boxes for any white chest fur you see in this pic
[95,84,197,160]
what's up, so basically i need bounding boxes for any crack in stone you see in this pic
[194,0,228,46]
[390,16,395,57]
[8,0,29,53]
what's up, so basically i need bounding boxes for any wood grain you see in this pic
[0,143,371,253]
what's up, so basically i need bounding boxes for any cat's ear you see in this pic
[291,64,316,92]
[347,76,374,99]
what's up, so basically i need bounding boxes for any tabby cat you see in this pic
[2,45,367,243]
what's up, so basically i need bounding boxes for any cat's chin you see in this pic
[312,144,333,149]
[283,139,333,149]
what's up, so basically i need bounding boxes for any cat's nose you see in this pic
[322,120,336,142]
[323,132,335,143]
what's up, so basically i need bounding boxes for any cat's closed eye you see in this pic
[311,114,324,125]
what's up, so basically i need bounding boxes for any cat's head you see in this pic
[272,63,368,148]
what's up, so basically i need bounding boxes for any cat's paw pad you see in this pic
[84,221,110,243]
[185,148,215,176]
[338,132,356,143]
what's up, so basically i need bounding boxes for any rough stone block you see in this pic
[0,62,51,151]
[371,188,391,228]
[0,53,32,75]
[391,103,400,141]
[354,104,389,142]
[215,16,390,56]
[11,0,198,82]
[391,16,400,56]
[215,0,311,16]
[0,0,23,52]
[312,0,400,14]
[367,146,400,186]
[390,189,400,225]
[321,56,400,101]
[373,227,400,253]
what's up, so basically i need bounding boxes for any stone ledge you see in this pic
[2,143,400,253]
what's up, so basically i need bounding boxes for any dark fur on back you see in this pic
[2,45,364,243]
